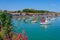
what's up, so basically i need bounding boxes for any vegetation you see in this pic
[22,9,49,13]
[0,10,13,40]
[0,10,28,40]
[14,10,21,13]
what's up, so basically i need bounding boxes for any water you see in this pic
[12,17,60,40]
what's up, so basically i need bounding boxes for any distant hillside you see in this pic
[0,9,60,16]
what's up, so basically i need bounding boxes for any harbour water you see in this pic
[12,17,60,40]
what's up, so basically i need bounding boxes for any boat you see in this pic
[40,18,50,25]
[50,17,56,21]
[31,20,37,23]
[31,19,38,23]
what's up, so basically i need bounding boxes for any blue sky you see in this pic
[0,0,60,12]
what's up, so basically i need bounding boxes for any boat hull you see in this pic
[40,22,50,25]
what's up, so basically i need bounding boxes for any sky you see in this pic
[0,0,60,12]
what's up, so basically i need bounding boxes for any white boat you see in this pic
[31,20,37,23]
[40,19,50,25]
[31,21,37,23]
[50,17,56,21]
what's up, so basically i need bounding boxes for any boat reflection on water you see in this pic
[40,24,49,30]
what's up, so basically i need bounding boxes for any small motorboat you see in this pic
[40,18,50,25]
[31,20,37,23]
[50,17,56,21]
[31,18,38,23]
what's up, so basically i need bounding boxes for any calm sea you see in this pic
[12,17,60,40]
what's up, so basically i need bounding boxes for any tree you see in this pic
[17,10,21,13]
[0,12,7,31]
[22,9,29,13]
[22,9,49,13]
[3,10,7,13]
[4,15,13,40]
[0,11,13,40]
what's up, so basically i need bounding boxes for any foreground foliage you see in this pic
[0,11,13,40]
[0,11,28,40]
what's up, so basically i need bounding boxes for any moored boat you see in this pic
[50,17,56,21]
[40,21,50,25]
[31,20,37,23]
[40,17,50,25]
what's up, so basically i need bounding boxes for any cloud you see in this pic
[50,3,57,6]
